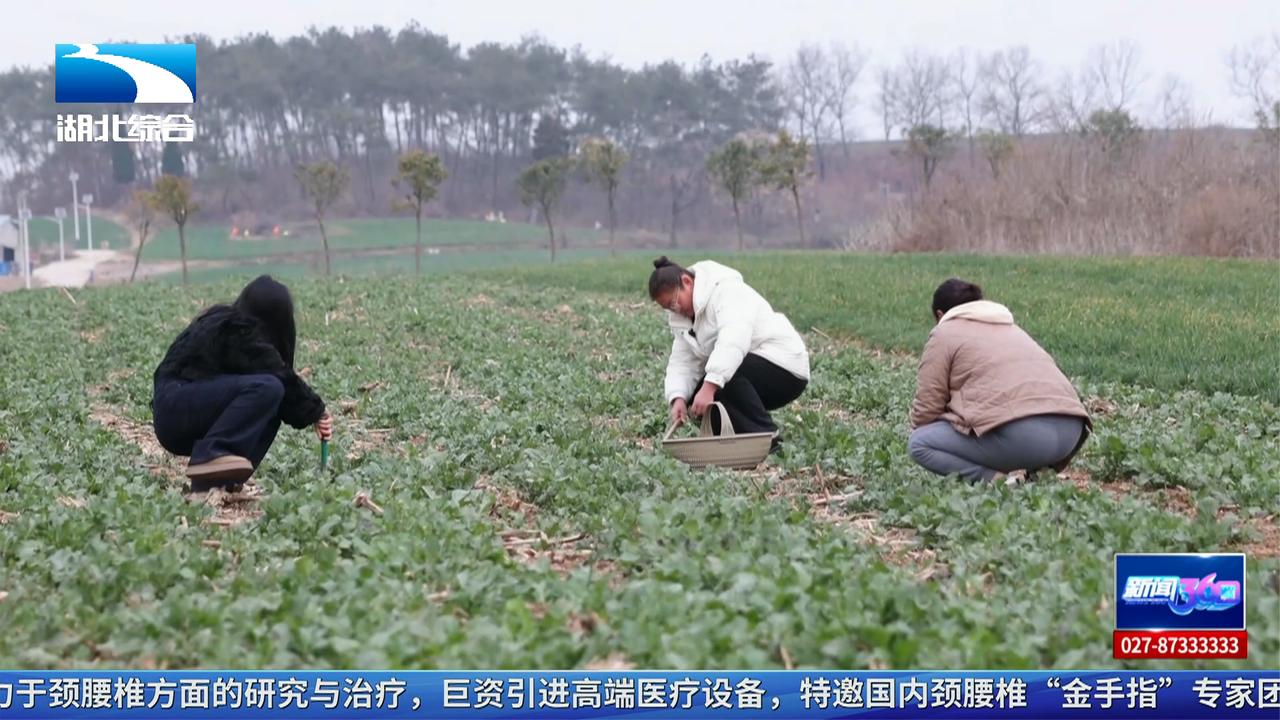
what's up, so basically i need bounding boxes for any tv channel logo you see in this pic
[56,44,196,104]
[1115,553,1244,630]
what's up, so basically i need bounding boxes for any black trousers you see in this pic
[693,354,808,435]
[153,374,285,468]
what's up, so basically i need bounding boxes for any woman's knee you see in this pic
[907,427,933,464]
[244,374,285,405]
[153,428,191,457]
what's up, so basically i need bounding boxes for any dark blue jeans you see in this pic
[153,374,285,468]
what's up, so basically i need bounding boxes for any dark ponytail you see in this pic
[648,256,692,299]
[931,278,984,317]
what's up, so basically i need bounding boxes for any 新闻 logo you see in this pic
[1121,573,1242,615]
[1114,553,1245,631]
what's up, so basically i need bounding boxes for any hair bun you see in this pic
[653,256,672,269]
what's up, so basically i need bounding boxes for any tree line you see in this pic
[2,27,1275,255]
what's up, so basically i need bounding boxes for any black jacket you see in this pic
[153,276,325,429]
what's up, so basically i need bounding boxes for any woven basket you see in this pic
[661,401,773,470]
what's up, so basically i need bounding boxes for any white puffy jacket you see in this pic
[663,260,811,403]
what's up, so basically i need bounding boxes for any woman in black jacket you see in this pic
[152,275,332,491]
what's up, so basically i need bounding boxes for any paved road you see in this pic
[31,250,122,288]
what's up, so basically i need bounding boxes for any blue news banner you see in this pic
[0,671,1277,720]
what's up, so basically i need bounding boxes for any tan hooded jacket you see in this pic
[910,300,1091,467]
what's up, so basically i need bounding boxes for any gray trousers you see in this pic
[908,414,1086,482]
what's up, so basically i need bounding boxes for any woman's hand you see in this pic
[315,412,333,441]
[669,398,689,426]
[691,383,719,418]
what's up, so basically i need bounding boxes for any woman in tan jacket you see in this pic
[908,279,1091,483]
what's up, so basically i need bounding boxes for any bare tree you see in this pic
[667,169,706,248]
[1227,33,1280,121]
[981,46,1044,136]
[875,66,899,141]
[977,131,1014,179]
[894,50,951,132]
[951,48,983,164]
[1227,33,1280,250]
[1047,67,1100,133]
[824,42,868,158]
[1155,74,1209,192]
[786,45,833,178]
[1086,40,1145,112]
[1157,74,1196,130]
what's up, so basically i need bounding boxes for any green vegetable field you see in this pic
[140,218,608,262]
[0,253,1275,669]
[26,216,131,252]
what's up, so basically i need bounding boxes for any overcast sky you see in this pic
[4,0,1275,133]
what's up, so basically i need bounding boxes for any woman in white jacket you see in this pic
[649,256,810,453]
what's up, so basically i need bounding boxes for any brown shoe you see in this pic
[186,455,253,492]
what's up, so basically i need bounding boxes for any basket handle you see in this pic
[663,419,680,440]
[700,401,736,437]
